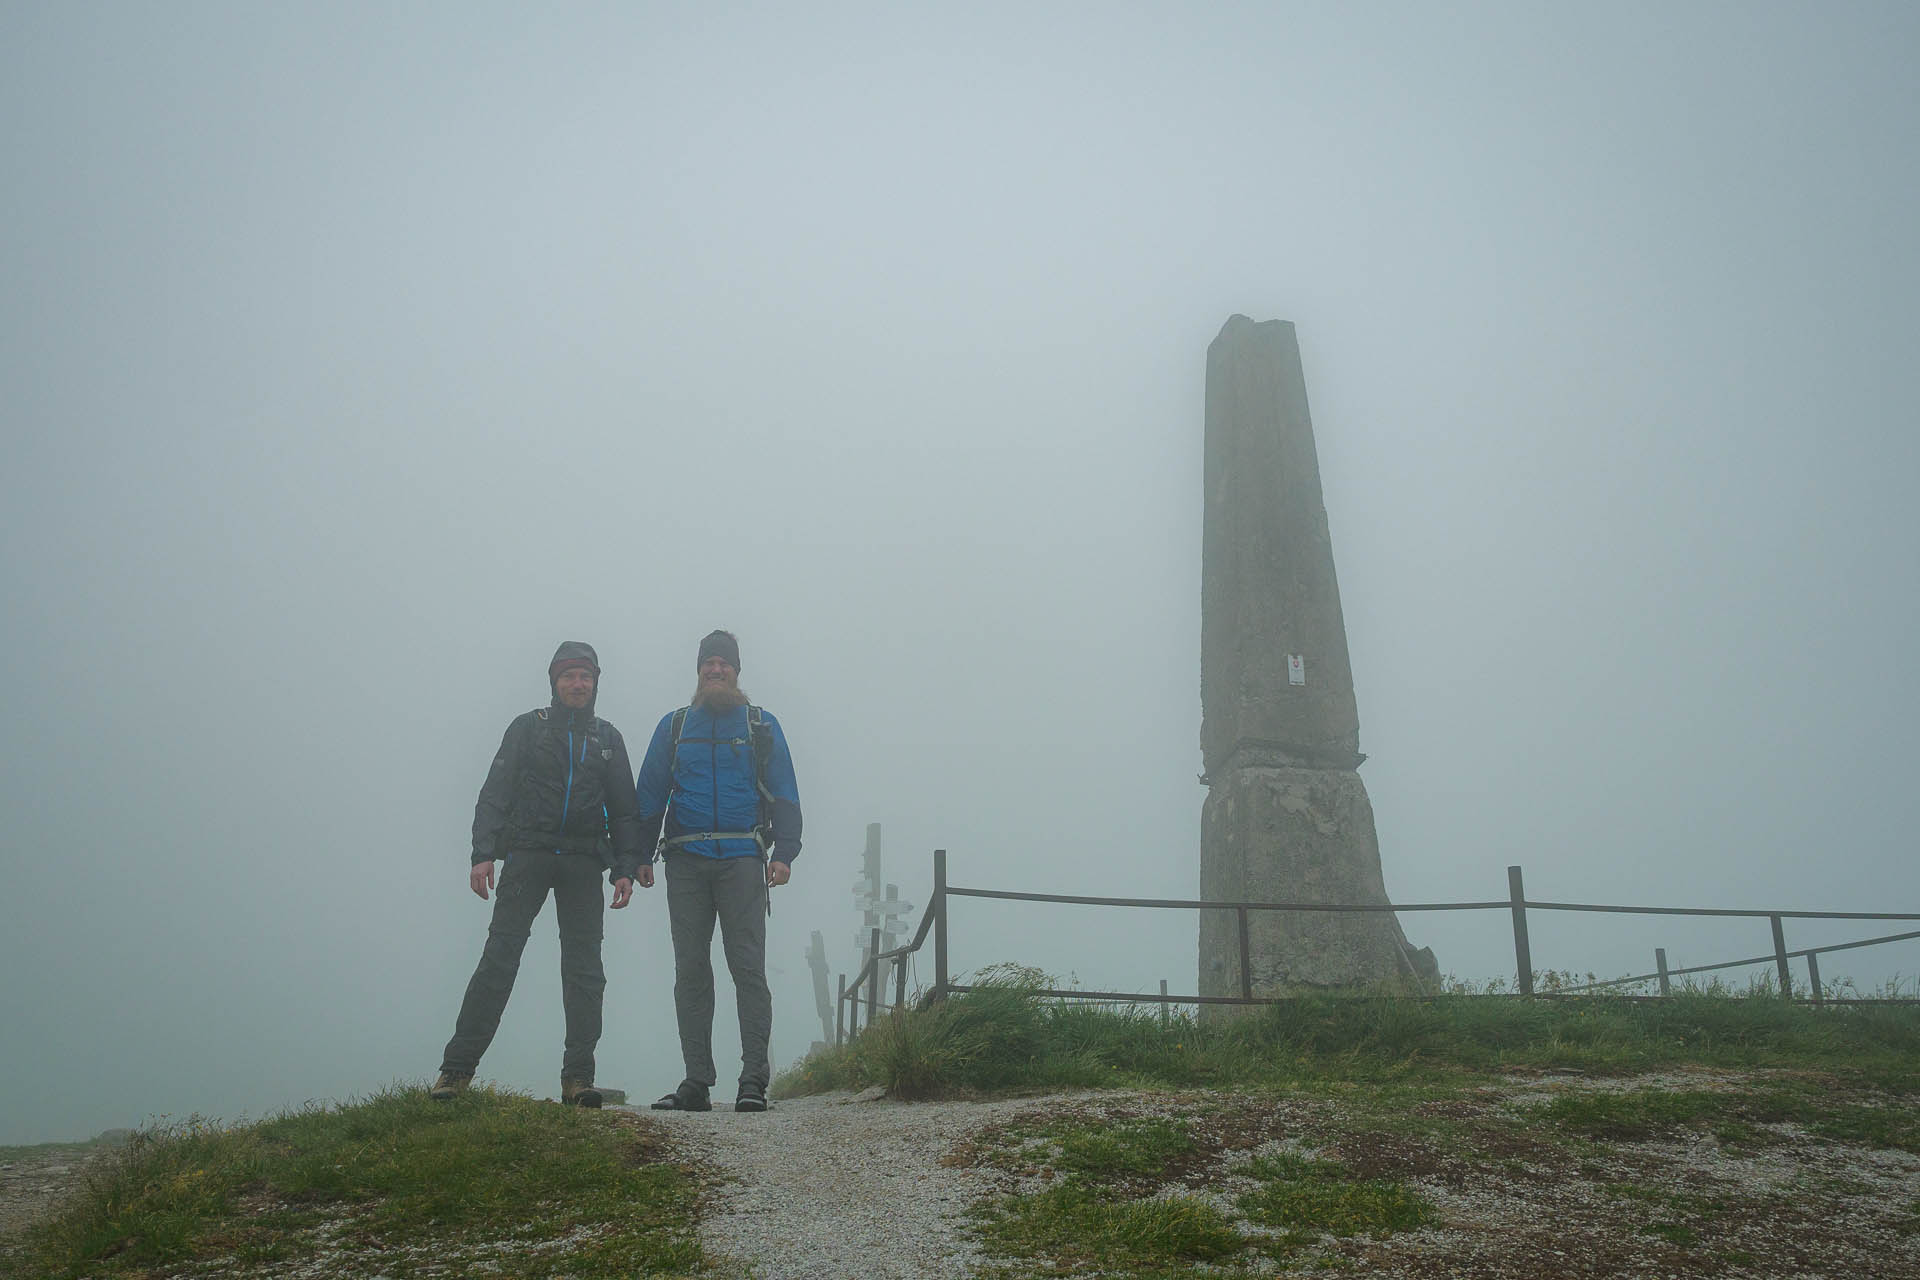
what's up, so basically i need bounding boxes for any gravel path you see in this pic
[617,1089,1043,1280]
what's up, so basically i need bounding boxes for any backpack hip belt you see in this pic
[659,829,766,852]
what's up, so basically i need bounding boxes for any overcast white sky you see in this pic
[4,2,1916,1145]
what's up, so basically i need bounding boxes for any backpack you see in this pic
[658,704,776,853]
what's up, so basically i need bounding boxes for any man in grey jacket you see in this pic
[430,641,643,1108]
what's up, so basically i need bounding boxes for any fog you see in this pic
[4,3,1916,1145]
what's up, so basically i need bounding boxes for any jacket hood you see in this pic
[548,640,601,716]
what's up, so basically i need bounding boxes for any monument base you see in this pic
[1199,766,1437,1009]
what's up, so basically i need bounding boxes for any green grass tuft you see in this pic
[1539,1082,1920,1152]
[1538,1089,1739,1141]
[971,1182,1248,1276]
[1236,1150,1435,1239]
[978,1114,1196,1187]
[1052,1118,1193,1184]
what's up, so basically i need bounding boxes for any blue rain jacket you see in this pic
[634,703,802,862]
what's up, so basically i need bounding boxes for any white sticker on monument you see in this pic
[1287,654,1305,686]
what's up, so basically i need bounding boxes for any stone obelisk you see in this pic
[1200,315,1435,1002]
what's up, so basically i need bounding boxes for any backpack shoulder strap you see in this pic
[747,706,775,803]
[660,706,694,831]
[666,706,691,772]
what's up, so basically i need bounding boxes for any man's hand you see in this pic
[767,860,791,887]
[470,861,497,900]
[611,877,633,909]
[637,865,655,889]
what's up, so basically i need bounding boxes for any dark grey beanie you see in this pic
[697,630,740,671]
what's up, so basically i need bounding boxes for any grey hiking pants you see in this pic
[440,849,606,1083]
[664,852,771,1094]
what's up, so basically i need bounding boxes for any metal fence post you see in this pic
[933,848,949,1001]
[1236,906,1253,1001]
[1508,866,1534,995]
[1807,951,1824,1007]
[1770,914,1792,1000]
[835,973,846,1047]
[895,952,908,1013]
[1655,948,1670,997]
[1159,978,1170,1028]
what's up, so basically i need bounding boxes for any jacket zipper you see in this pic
[561,716,588,838]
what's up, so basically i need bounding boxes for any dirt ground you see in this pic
[0,1142,112,1241]
[941,1072,1920,1279]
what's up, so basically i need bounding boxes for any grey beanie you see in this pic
[697,630,740,671]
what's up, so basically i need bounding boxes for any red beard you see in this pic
[691,681,749,712]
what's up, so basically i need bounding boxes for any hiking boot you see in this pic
[560,1079,603,1109]
[735,1087,768,1113]
[650,1081,712,1112]
[429,1071,473,1101]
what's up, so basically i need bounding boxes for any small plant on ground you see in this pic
[970,1182,1250,1278]
[1235,1149,1435,1239]
[1535,1081,1920,1153]
[978,1114,1197,1189]
[1605,1181,1735,1249]
[1052,1118,1193,1185]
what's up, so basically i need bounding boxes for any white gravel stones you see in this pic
[620,1091,1043,1280]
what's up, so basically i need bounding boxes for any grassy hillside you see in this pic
[776,970,1920,1278]
[775,966,1920,1101]
[4,1085,702,1279]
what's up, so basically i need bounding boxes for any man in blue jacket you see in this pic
[635,630,801,1113]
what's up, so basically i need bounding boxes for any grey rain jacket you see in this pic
[471,702,644,885]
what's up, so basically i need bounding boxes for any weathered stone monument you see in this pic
[1200,315,1437,1001]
